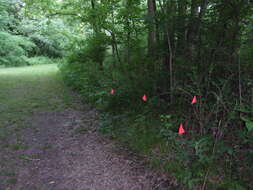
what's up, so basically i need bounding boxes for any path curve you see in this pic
[15,109,160,190]
[0,65,168,190]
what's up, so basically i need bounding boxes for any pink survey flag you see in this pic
[110,89,115,94]
[191,96,197,104]
[178,123,185,135]
[142,94,147,102]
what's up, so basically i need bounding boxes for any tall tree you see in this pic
[147,0,157,58]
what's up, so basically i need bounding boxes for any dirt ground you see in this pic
[0,65,170,190]
[1,108,170,190]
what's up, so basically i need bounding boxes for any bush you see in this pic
[0,31,36,67]
[60,31,253,189]
[0,0,70,67]
[18,18,71,58]
[25,56,55,65]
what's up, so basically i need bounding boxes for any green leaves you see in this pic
[240,116,253,132]
[0,31,36,66]
[236,105,253,132]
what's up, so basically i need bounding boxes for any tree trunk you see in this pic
[147,0,157,58]
[90,0,98,33]
[158,0,174,102]
[177,0,187,55]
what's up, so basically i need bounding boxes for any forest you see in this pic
[1,0,253,189]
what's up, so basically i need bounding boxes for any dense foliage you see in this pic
[5,0,253,189]
[0,0,70,67]
[59,1,253,189]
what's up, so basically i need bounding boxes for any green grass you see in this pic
[0,64,77,147]
[0,64,74,124]
[0,64,79,188]
[6,178,17,185]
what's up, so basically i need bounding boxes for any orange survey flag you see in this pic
[191,96,197,104]
[110,89,115,94]
[142,94,147,102]
[178,123,185,135]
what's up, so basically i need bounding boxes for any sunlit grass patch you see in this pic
[0,64,72,122]
[0,64,76,151]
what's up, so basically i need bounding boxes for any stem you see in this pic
[201,120,221,190]
[166,29,173,102]
[238,52,242,105]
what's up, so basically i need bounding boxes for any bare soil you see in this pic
[0,65,169,190]
[2,108,169,190]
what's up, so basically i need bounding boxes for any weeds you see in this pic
[58,23,253,188]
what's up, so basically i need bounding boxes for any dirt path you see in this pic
[0,65,167,190]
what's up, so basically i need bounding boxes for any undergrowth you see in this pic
[60,35,253,190]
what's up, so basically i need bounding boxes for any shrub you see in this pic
[0,31,36,67]
[25,56,55,65]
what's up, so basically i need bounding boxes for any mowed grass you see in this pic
[0,64,74,143]
[0,64,78,186]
